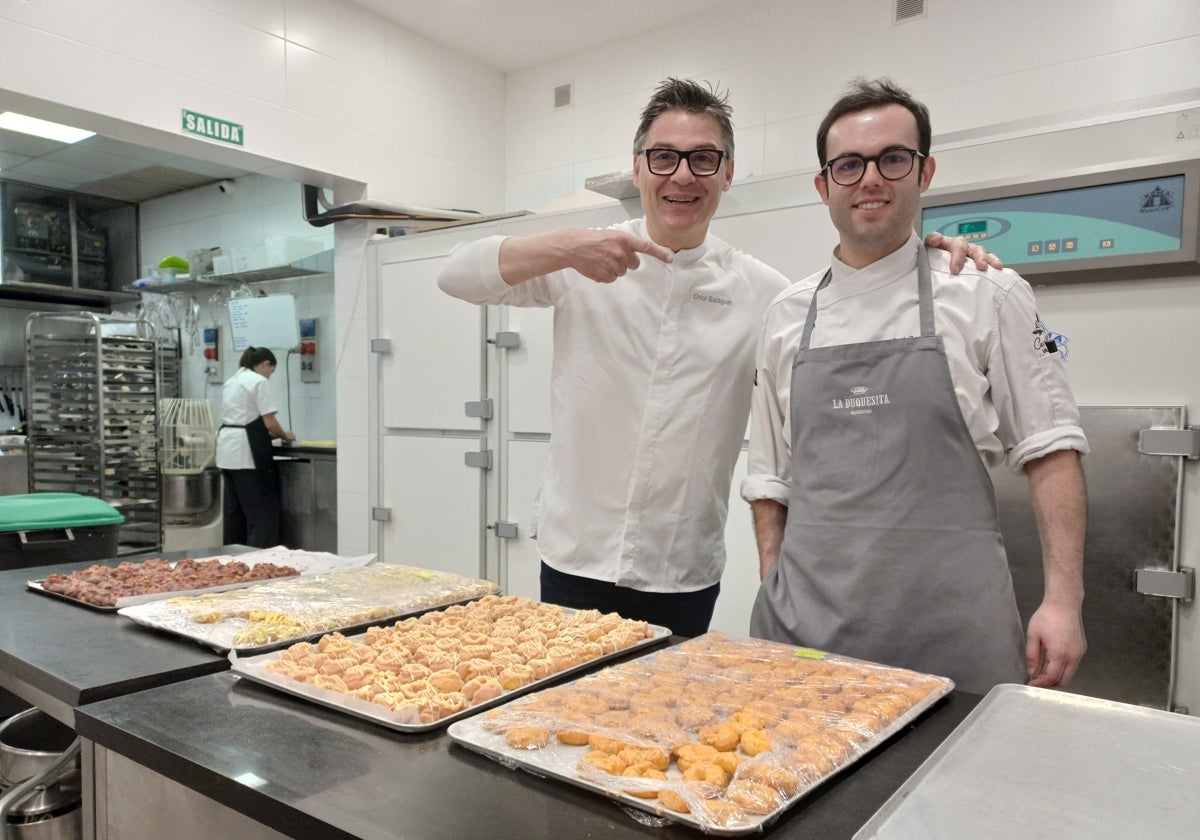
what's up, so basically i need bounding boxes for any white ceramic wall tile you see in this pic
[189,0,286,36]
[504,58,578,122]
[763,115,823,176]
[0,22,161,130]
[335,374,369,438]
[154,70,292,160]
[571,92,644,164]
[708,63,767,134]
[1040,0,1200,65]
[283,111,385,184]
[663,0,769,81]
[571,30,665,103]
[284,42,385,136]
[764,35,892,125]
[285,0,388,76]
[0,0,159,62]
[921,71,1038,137]
[218,207,267,249]
[153,2,286,104]
[336,433,368,489]
[764,0,891,56]
[336,489,370,555]
[888,4,1040,93]
[1034,37,1200,114]
[731,124,765,181]
[383,24,504,123]
[505,110,575,176]
[505,166,577,213]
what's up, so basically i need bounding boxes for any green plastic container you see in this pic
[0,493,124,568]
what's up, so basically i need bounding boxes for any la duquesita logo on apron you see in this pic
[831,385,892,415]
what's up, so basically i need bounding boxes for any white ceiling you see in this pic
[346,0,735,72]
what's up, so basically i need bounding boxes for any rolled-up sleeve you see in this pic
[741,319,792,504]
[990,277,1090,472]
[436,236,512,303]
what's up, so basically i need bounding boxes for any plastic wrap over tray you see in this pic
[118,563,499,652]
[27,548,374,610]
[231,596,670,731]
[449,632,953,836]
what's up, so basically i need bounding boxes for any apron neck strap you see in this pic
[800,243,934,351]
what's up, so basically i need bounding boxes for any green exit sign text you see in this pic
[181,109,244,146]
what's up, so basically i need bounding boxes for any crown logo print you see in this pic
[850,386,869,396]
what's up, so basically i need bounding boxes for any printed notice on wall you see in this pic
[229,295,300,352]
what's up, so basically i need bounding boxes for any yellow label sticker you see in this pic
[415,570,438,580]
[793,648,827,660]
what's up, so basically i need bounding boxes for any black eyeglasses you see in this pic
[821,147,925,186]
[641,148,726,176]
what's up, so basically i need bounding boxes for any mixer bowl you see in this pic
[162,468,220,518]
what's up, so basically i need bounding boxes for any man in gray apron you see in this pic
[743,79,1088,695]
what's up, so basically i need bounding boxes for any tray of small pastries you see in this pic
[447,632,953,836]
[230,595,670,732]
[117,563,500,652]
[27,547,374,611]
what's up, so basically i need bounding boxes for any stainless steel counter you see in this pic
[275,448,336,552]
[74,668,979,840]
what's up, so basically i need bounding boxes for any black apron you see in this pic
[221,416,276,474]
[750,247,1025,693]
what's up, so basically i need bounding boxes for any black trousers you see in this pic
[539,561,720,638]
[222,467,281,548]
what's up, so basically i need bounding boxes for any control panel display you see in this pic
[919,158,1199,285]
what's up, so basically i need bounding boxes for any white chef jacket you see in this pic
[438,218,790,592]
[215,367,279,470]
[741,233,1088,505]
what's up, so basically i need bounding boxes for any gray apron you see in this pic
[750,247,1025,694]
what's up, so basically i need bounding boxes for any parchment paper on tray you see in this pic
[448,633,953,836]
[118,563,499,652]
[27,548,375,610]
[231,596,669,731]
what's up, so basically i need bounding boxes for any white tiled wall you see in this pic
[502,0,1200,209]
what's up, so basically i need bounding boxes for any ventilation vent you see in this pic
[894,0,926,22]
[553,82,573,109]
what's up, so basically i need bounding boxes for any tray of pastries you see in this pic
[118,562,498,652]
[448,632,953,836]
[231,594,670,731]
[27,547,374,610]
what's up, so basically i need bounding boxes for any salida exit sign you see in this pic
[181,109,244,146]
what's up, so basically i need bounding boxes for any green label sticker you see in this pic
[793,648,827,660]
[415,570,437,580]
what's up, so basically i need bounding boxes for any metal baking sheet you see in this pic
[27,549,375,611]
[230,616,671,733]
[855,684,1200,840]
[117,564,502,653]
[448,633,954,836]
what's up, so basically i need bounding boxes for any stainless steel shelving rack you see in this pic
[24,311,162,554]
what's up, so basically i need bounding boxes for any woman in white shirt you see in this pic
[215,346,295,547]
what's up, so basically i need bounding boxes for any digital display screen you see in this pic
[922,175,1186,265]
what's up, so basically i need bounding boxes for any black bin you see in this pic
[0,493,124,570]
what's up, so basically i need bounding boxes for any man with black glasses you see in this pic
[743,78,1088,693]
[439,77,989,637]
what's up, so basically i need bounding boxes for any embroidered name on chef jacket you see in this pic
[832,385,891,416]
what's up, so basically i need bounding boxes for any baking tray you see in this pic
[27,548,374,611]
[118,563,502,653]
[855,684,1200,840]
[448,633,953,836]
[230,607,671,733]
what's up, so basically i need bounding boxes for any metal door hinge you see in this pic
[464,450,492,469]
[1133,566,1194,602]
[371,507,392,522]
[488,331,521,349]
[1138,427,1199,459]
[370,338,392,354]
[465,399,493,419]
[487,521,518,539]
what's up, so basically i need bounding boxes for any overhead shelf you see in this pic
[129,249,334,295]
[0,280,140,309]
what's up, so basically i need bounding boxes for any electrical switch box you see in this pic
[203,327,222,384]
[299,318,319,383]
